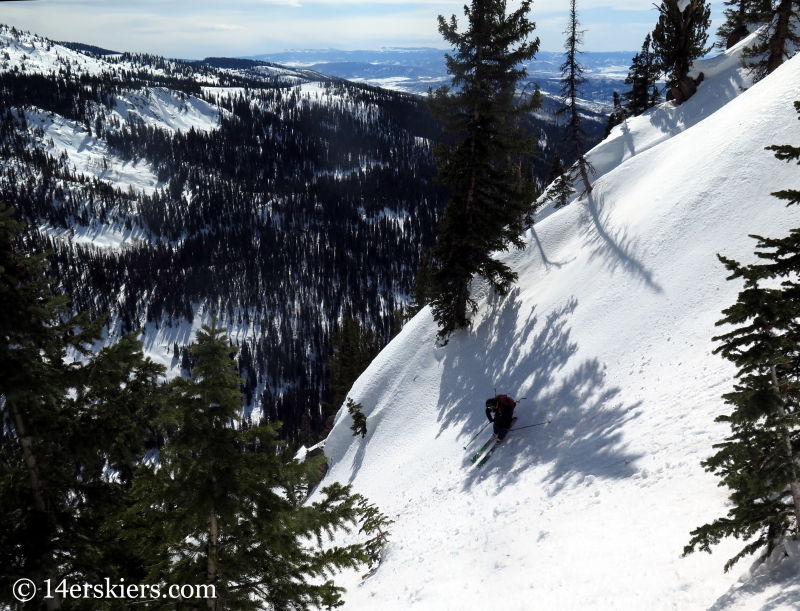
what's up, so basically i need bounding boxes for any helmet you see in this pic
[485,398,498,410]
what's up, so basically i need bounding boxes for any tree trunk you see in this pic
[207,505,218,610]
[767,0,793,75]
[577,147,593,194]
[454,276,470,329]
[770,364,800,536]
[11,400,61,610]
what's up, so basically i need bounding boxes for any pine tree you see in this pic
[684,102,800,571]
[129,320,374,610]
[623,34,661,116]
[558,0,595,194]
[651,0,711,104]
[715,0,771,49]
[543,152,575,209]
[356,498,394,575]
[767,101,800,207]
[649,83,662,109]
[604,91,626,138]
[346,398,368,439]
[741,0,800,82]
[426,0,541,338]
[684,236,800,570]
[0,206,164,610]
[409,246,434,316]
[327,317,382,412]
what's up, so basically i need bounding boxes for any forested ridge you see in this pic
[0,25,573,447]
[0,25,457,446]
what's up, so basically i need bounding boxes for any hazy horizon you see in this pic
[0,0,723,59]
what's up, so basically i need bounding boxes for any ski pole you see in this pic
[463,421,491,450]
[513,420,551,431]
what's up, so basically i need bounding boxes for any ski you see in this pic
[470,435,497,464]
[476,417,517,468]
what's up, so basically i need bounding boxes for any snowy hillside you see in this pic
[318,46,800,610]
[1,23,450,444]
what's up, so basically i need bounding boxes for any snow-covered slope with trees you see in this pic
[318,49,800,610]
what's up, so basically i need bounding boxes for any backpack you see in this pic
[496,394,516,415]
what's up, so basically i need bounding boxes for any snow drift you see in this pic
[318,49,800,610]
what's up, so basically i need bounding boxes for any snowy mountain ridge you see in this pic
[317,38,800,611]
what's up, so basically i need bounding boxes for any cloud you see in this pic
[200,23,246,31]
[0,0,716,57]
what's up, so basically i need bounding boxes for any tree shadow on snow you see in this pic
[529,226,574,269]
[436,292,642,492]
[647,70,746,136]
[583,192,662,293]
[704,554,800,611]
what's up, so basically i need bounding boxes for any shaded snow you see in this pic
[317,49,800,611]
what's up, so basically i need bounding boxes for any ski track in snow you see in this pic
[316,42,800,611]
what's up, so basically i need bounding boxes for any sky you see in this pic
[0,0,723,58]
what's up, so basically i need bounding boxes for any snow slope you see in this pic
[317,51,800,610]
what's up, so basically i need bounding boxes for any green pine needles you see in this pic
[346,399,368,439]
[623,34,661,117]
[684,102,800,572]
[0,205,166,611]
[327,317,383,414]
[129,320,383,609]
[651,0,711,104]
[357,498,394,576]
[425,0,542,339]
[741,0,800,82]
[543,152,575,209]
[0,210,391,610]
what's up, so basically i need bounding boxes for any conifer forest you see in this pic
[0,27,575,447]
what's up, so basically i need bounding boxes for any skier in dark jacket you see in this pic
[485,395,516,440]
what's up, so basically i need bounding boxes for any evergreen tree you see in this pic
[623,34,661,116]
[715,0,771,49]
[684,236,800,570]
[767,101,800,208]
[649,83,662,109]
[651,0,711,104]
[346,398,368,439]
[741,0,800,82]
[426,0,541,338]
[543,152,575,209]
[409,246,435,316]
[558,0,595,194]
[604,91,626,138]
[684,102,800,571]
[327,317,383,412]
[0,205,164,610]
[356,498,394,575]
[129,320,373,610]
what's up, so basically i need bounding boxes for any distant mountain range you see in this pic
[247,48,638,112]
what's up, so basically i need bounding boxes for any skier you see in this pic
[485,395,516,440]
